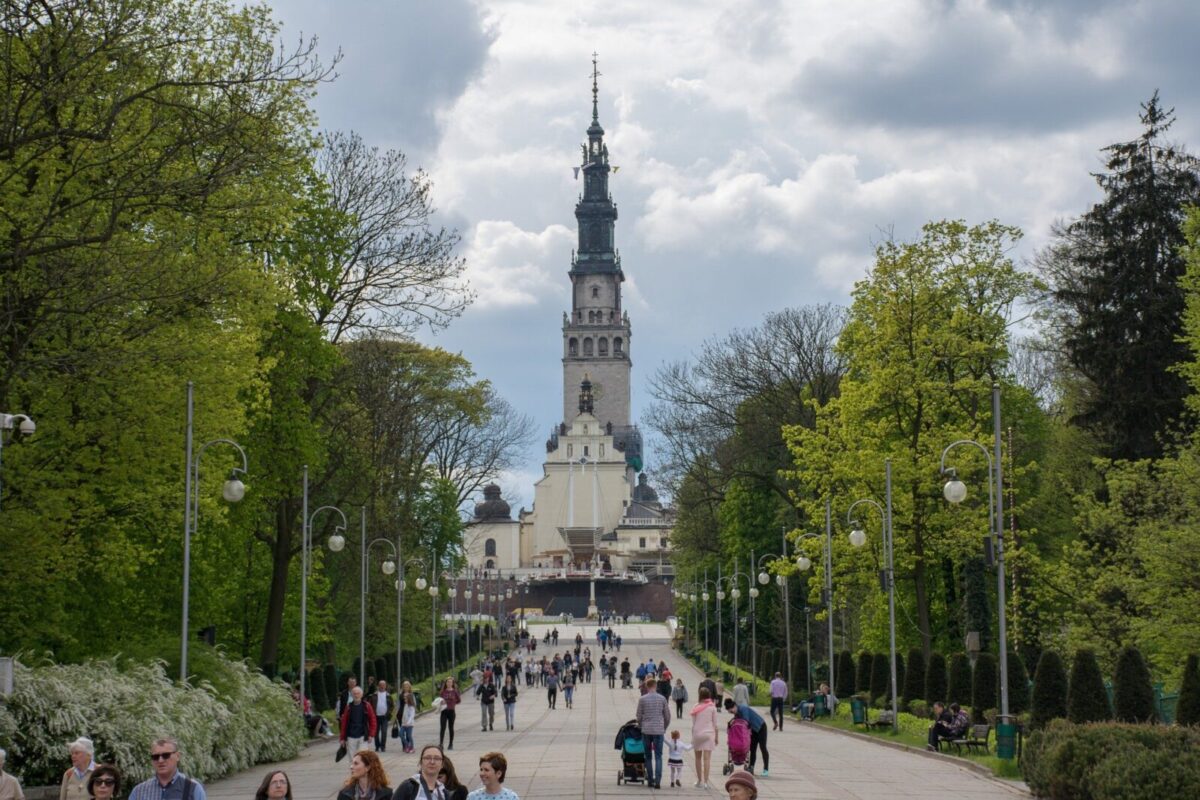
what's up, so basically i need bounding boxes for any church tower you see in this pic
[562,56,631,431]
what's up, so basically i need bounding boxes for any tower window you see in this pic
[614,337,623,354]
[583,337,593,356]
[568,337,578,356]
[584,446,589,456]
[485,538,497,557]
[568,444,573,457]
[598,338,608,356]
[592,286,600,298]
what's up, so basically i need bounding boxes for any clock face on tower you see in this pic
[590,381,605,402]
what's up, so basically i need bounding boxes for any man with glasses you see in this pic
[128,737,205,800]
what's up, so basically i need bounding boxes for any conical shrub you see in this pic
[893,652,906,704]
[1113,645,1156,723]
[870,652,889,703]
[925,652,948,704]
[1030,649,1068,729]
[1067,649,1111,723]
[1007,651,1030,715]
[903,647,926,707]
[837,651,856,696]
[972,652,998,722]
[856,652,873,696]
[1176,654,1200,726]
[948,653,972,706]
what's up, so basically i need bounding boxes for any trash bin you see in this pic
[996,721,1017,759]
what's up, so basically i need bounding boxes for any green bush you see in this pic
[1031,649,1069,729]
[948,653,972,705]
[856,651,873,697]
[909,699,929,719]
[837,651,856,696]
[0,652,303,786]
[1007,650,1030,715]
[1177,654,1200,726]
[903,648,925,708]
[869,652,889,703]
[972,652,998,723]
[925,652,947,704]
[1112,646,1155,723]
[1068,649,1111,723]
[893,652,905,704]
[1021,720,1200,800]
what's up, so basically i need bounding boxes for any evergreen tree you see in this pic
[964,557,992,651]
[1113,646,1156,723]
[972,652,998,723]
[892,652,906,705]
[948,653,973,706]
[903,647,927,706]
[1042,93,1200,460]
[870,652,889,703]
[1177,654,1200,726]
[837,651,856,696]
[926,652,948,704]
[1007,651,1031,715]
[856,652,874,696]
[1067,649,1112,723]
[1031,650,1069,729]
[308,667,327,712]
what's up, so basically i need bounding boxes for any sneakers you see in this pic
[761,770,769,777]
[694,782,704,789]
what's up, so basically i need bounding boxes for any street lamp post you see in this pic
[700,574,719,660]
[941,383,1010,730]
[847,458,898,732]
[0,411,36,511]
[794,499,837,696]
[298,466,347,708]
[181,382,248,682]
[328,508,399,687]
[397,558,428,684]
[755,548,790,704]
[726,571,750,680]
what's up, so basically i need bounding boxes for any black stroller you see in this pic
[614,719,646,785]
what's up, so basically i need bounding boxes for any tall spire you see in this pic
[591,51,601,126]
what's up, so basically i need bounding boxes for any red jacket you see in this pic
[339,700,378,742]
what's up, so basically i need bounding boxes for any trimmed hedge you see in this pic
[1021,720,1200,799]
[948,653,972,706]
[837,651,856,696]
[1068,649,1111,723]
[972,652,998,723]
[869,652,889,703]
[856,651,873,698]
[925,652,948,705]
[1008,650,1030,715]
[903,648,925,708]
[1177,654,1200,726]
[1031,649,1068,730]
[1112,646,1155,723]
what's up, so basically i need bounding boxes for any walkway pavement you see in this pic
[207,623,1026,800]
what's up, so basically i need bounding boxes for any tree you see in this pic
[1067,649,1112,723]
[837,651,856,696]
[1177,654,1200,726]
[893,652,906,705]
[972,652,998,722]
[926,652,949,704]
[904,647,927,706]
[856,652,874,697]
[1008,651,1031,715]
[870,652,889,703]
[948,653,973,706]
[1113,646,1156,723]
[1041,93,1200,460]
[1031,650,1069,729]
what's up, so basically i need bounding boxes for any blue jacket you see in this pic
[734,703,766,733]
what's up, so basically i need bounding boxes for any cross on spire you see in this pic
[591,51,601,124]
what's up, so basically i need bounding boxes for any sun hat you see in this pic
[724,770,757,794]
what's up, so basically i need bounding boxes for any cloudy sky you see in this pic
[270,0,1200,506]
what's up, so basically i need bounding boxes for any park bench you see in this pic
[866,710,894,729]
[950,723,991,755]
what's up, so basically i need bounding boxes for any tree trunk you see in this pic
[259,499,295,667]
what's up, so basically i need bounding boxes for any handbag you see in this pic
[391,721,400,739]
[335,743,347,762]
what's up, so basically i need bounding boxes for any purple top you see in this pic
[770,678,787,698]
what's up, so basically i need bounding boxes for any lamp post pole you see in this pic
[181,382,248,682]
[299,483,348,706]
[716,564,724,666]
[328,511,399,688]
[755,548,790,705]
[848,458,898,732]
[941,383,1010,727]
[793,499,836,697]
[727,572,750,679]
[398,558,428,685]
[749,551,759,687]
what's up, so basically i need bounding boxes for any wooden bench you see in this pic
[950,723,991,755]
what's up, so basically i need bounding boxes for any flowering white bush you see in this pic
[0,651,303,786]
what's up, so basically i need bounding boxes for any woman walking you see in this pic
[398,686,417,753]
[671,679,689,718]
[690,687,720,789]
[336,751,392,800]
[501,675,519,730]
[465,752,519,800]
[254,771,291,800]
[439,677,462,751]
[393,745,445,800]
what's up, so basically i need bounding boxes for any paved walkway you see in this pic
[207,624,1025,800]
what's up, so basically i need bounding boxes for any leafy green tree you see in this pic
[1030,650,1069,729]
[1177,654,1200,726]
[904,647,927,706]
[926,652,948,704]
[972,652,998,722]
[1068,649,1112,723]
[1041,93,1200,460]
[1008,651,1031,715]
[948,653,973,706]
[1113,646,1156,723]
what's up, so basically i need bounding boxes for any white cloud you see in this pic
[463,221,574,310]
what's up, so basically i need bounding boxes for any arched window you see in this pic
[583,337,593,356]
[598,338,608,356]
[485,538,497,557]
[485,559,495,570]
[568,337,578,356]
[592,286,600,298]
[613,337,623,354]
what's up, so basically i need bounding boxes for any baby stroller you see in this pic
[621,670,632,689]
[722,717,751,776]
[614,719,646,785]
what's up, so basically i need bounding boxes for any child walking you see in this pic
[666,730,693,787]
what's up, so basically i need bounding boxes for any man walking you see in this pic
[339,686,378,756]
[477,675,497,731]
[731,676,749,707]
[368,680,394,751]
[636,677,672,789]
[128,737,206,800]
[768,673,787,730]
[60,737,94,800]
[336,676,358,718]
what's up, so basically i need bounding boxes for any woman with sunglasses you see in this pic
[437,756,467,800]
[86,766,121,800]
[254,771,291,800]
[337,751,392,800]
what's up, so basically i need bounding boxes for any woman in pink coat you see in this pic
[689,686,720,788]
